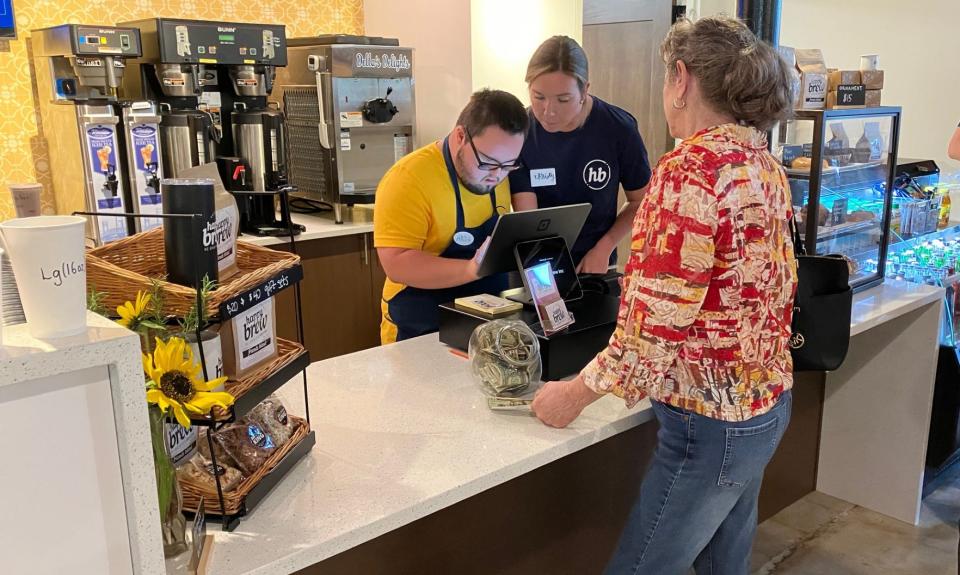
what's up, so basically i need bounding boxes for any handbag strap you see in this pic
[789,214,806,257]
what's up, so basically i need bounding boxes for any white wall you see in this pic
[780,1,960,175]
[471,0,583,105]
[365,0,584,144]
[365,0,473,145]
[694,0,737,18]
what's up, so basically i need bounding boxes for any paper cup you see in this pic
[860,54,879,71]
[0,216,87,339]
[8,183,43,218]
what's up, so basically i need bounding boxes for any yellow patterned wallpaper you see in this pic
[0,0,364,219]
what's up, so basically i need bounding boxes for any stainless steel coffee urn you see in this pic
[228,65,287,193]
[275,36,415,223]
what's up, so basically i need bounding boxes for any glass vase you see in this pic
[148,404,188,558]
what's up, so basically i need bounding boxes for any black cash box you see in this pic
[438,292,620,380]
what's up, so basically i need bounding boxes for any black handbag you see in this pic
[789,217,853,372]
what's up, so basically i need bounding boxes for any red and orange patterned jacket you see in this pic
[581,124,798,422]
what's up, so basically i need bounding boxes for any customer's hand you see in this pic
[532,376,603,428]
[577,241,614,274]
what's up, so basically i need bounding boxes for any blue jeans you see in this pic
[605,391,793,575]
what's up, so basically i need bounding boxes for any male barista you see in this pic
[375,89,529,343]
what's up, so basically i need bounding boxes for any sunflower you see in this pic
[117,290,167,333]
[143,336,234,428]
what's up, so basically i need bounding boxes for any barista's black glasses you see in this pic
[465,128,523,172]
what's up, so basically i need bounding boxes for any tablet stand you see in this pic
[506,235,583,307]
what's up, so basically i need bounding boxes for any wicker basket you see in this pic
[86,227,300,318]
[180,416,310,516]
[206,338,306,421]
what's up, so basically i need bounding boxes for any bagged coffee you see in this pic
[247,394,295,447]
[219,296,279,378]
[214,420,277,476]
[176,452,243,492]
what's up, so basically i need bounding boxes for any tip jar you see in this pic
[468,320,542,398]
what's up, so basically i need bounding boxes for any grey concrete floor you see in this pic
[752,464,960,574]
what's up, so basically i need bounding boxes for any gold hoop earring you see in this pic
[672,98,686,110]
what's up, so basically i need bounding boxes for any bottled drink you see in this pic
[939,190,952,229]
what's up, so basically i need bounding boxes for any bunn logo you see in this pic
[583,159,611,190]
[537,219,550,232]
[217,27,237,33]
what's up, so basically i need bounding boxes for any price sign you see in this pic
[830,197,849,227]
[836,84,866,108]
[219,264,303,320]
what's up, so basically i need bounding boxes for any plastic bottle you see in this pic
[939,189,952,229]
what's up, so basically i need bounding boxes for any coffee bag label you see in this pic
[232,297,276,371]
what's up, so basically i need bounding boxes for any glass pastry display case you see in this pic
[777,106,902,291]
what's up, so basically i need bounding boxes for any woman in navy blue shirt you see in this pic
[510,35,652,273]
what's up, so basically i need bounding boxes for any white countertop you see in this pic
[165,279,947,574]
[849,279,944,337]
[243,208,374,248]
[0,312,140,387]
[170,334,650,575]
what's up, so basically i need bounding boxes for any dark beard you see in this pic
[454,147,497,195]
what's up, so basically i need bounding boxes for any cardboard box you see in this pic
[861,69,885,90]
[795,49,828,110]
[865,89,882,107]
[219,297,279,379]
[828,70,861,91]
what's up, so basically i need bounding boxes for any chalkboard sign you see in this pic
[219,264,304,320]
[836,84,866,108]
[830,198,849,227]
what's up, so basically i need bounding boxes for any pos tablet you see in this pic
[475,203,591,277]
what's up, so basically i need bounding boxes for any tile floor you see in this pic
[752,464,960,574]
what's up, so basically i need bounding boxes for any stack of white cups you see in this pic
[2,184,41,328]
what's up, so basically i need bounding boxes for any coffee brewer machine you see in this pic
[275,36,415,223]
[121,18,300,236]
[119,18,218,179]
[33,24,156,243]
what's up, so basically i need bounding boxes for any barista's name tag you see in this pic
[453,231,475,246]
[530,168,557,188]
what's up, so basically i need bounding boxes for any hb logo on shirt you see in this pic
[583,159,611,190]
